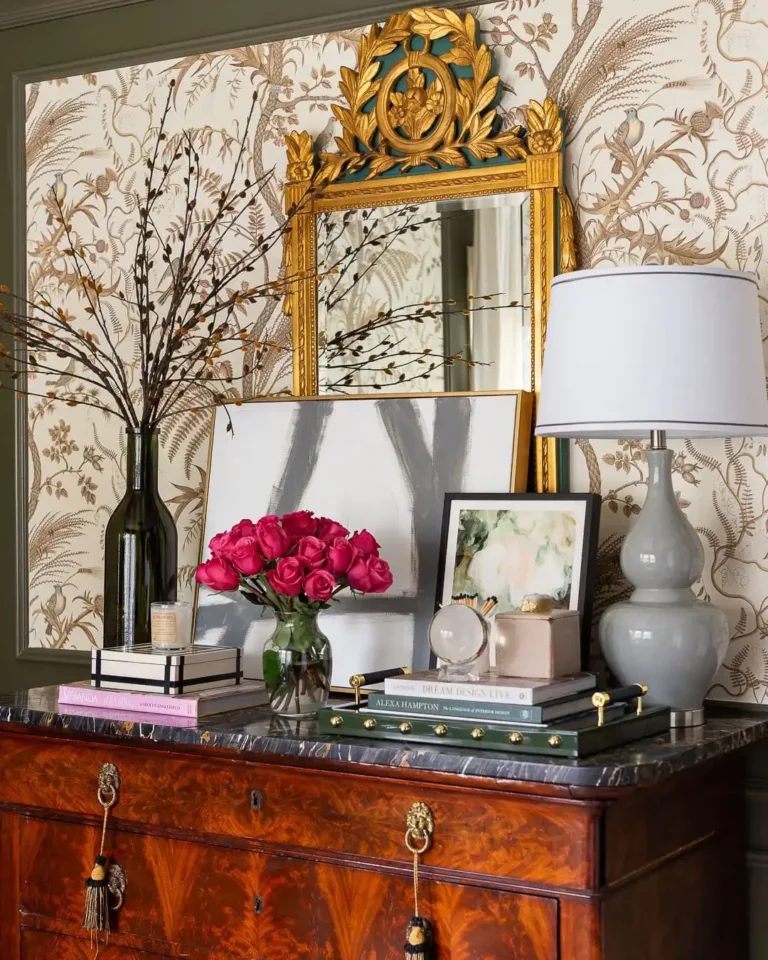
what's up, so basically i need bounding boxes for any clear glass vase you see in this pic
[262,611,332,718]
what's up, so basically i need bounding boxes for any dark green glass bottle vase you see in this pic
[103,429,178,648]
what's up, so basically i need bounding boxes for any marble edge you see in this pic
[1,700,767,789]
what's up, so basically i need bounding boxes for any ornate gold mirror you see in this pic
[282,7,574,492]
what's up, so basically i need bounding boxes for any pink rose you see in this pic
[195,557,240,591]
[304,568,336,602]
[366,557,393,594]
[266,557,304,597]
[347,556,393,594]
[315,517,350,543]
[347,555,373,593]
[228,536,265,576]
[281,510,316,540]
[230,518,259,540]
[256,519,291,560]
[295,535,327,571]
[327,537,356,575]
[348,529,380,557]
[208,530,235,559]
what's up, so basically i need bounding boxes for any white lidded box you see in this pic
[91,644,242,695]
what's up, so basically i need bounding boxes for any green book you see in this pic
[366,691,598,724]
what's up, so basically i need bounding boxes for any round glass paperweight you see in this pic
[428,604,489,679]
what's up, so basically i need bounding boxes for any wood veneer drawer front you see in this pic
[0,733,594,888]
[21,929,169,959]
[260,856,558,959]
[20,817,260,958]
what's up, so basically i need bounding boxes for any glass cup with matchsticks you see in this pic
[428,594,498,681]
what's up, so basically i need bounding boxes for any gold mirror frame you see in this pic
[282,6,575,492]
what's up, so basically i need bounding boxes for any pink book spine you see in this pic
[57,685,197,718]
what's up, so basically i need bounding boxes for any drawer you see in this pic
[20,817,259,959]
[259,856,558,959]
[0,733,596,889]
[21,928,169,959]
[19,819,558,960]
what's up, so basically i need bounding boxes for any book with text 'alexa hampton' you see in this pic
[366,691,599,724]
[58,679,268,719]
[383,670,596,705]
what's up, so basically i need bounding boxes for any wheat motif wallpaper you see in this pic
[23,0,768,705]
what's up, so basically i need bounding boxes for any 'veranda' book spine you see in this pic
[367,693,546,722]
[57,684,198,718]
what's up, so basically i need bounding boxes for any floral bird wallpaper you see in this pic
[23,0,768,706]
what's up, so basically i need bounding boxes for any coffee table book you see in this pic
[384,670,596,705]
[366,691,596,724]
[60,678,266,718]
[90,644,242,695]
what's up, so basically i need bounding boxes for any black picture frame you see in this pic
[434,492,602,669]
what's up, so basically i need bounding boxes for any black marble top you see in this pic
[0,686,766,790]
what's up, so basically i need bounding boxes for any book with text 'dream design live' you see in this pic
[383,671,596,706]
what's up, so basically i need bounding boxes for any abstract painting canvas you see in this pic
[195,392,530,684]
[436,494,600,661]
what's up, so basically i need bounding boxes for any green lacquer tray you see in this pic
[317,703,671,759]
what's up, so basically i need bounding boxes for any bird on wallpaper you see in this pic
[43,585,66,636]
[53,172,67,205]
[314,117,337,155]
[610,108,644,175]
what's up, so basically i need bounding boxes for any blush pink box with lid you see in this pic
[495,609,581,679]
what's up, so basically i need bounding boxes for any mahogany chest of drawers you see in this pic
[0,689,759,959]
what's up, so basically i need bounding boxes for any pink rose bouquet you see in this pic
[196,510,393,611]
[196,511,393,717]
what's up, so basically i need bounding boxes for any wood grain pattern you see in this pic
[20,818,259,958]
[0,724,751,960]
[0,812,20,960]
[259,856,558,959]
[560,899,601,960]
[21,928,171,959]
[0,734,595,889]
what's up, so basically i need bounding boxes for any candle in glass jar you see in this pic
[151,601,193,650]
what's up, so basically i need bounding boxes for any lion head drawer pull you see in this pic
[83,762,124,950]
[404,802,435,960]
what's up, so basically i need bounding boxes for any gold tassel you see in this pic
[404,808,435,960]
[83,767,118,952]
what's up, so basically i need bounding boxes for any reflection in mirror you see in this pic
[316,193,531,395]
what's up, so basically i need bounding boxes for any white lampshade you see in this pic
[535,265,768,439]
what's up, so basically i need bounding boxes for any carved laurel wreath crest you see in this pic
[285,7,563,186]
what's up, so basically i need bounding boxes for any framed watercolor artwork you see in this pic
[194,391,532,685]
[435,493,601,664]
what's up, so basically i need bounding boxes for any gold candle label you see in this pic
[151,610,178,647]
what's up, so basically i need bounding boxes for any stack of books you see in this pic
[366,670,615,730]
[57,643,268,727]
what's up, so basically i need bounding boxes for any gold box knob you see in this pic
[363,718,377,730]
[471,728,484,741]
[508,732,523,745]
[434,724,448,737]
[399,722,412,734]
[547,735,562,748]
[329,715,343,728]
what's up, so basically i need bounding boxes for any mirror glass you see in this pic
[317,192,531,395]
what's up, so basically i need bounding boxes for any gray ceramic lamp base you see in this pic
[599,447,729,728]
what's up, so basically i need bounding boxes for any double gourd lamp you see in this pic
[536,266,768,727]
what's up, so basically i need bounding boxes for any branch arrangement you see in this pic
[1,83,304,431]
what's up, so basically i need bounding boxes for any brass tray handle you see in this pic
[350,666,410,707]
[592,684,648,726]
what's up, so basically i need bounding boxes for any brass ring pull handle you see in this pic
[97,762,120,808]
[404,802,435,953]
[405,828,431,856]
[107,864,126,912]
